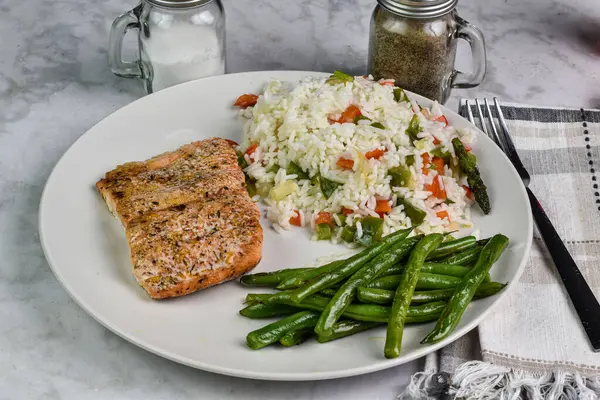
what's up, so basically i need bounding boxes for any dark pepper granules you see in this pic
[368,6,457,103]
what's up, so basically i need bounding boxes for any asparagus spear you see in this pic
[452,138,491,214]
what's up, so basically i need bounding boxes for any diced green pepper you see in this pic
[371,122,386,130]
[389,165,416,189]
[356,216,384,246]
[341,226,357,243]
[311,174,320,186]
[316,223,332,240]
[406,114,423,144]
[267,165,281,174]
[327,70,355,85]
[431,148,449,158]
[336,214,347,226]
[397,197,426,226]
[245,175,257,197]
[444,199,455,205]
[320,176,342,199]
[355,115,371,124]
[431,147,452,163]
[237,151,248,169]
[405,155,415,166]
[286,161,309,180]
[393,88,408,102]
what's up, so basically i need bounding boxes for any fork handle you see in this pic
[528,187,600,352]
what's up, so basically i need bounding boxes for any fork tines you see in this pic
[464,98,530,184]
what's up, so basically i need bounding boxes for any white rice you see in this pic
[238,74,477,242]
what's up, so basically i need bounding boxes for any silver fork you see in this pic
[465,98,600,352]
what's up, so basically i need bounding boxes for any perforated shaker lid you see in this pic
[377,0,458,19]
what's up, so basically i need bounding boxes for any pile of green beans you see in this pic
[239,232,510,358]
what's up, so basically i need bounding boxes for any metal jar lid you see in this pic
[377,0,458,19]
[146,0,213,8]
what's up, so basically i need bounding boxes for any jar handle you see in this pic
[451,16,486,88]
[108,7,143,78]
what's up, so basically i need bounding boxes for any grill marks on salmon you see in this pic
[96,138,263,299]
[97,139,246,226]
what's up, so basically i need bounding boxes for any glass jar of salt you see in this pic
[109,0,225,94]
[368,0,486,104]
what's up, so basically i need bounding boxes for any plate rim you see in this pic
[39,70,533,381]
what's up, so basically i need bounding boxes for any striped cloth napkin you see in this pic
[400,103,600,399]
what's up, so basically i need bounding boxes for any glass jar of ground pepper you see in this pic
[368,0,486,104]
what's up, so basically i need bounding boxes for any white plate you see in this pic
[40,71,532,381]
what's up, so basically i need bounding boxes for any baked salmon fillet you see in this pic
[96,138,263,299]
[96,138,246,226]
[126,195,262,299]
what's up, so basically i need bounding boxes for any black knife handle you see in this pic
[528,187,600,351]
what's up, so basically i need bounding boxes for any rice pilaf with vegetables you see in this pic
[235,71,481,245]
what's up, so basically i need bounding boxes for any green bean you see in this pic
[367,273,461,291]
[286,228,413,303]
[280,329,314,347]
[383,262,471,278]
[271,294,445,323]
[440,246,482,265]
[426,236,476,260]
[422,263,471,277]
[356,282,507,305]
[244,293,273,304]
[319,288,338,297]
[239,302,298,319]
[246,311,320,350]
[477,238,491,247]
[422,234,509,344]
[316,320,381,343]
[385,233,444,359]
[276,259,345,290]
[240,268,312,287]
[314,236,421,336]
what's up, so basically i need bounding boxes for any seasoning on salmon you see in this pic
[96,138,263,299]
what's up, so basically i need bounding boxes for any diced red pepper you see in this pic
[315,212,333,226]
[244,143,258,162]
[421,153,431,175]
[425,176,447,200]
[289,210,302,226]
[379,79,395,86]
[436,210,450,220]
[433,137,441,145]
[336,157,355,170]
[365,148,386,160]
[341,207,354,216]
[431,157,445,174]
[224,139,238,147]
[435,115,449,126]
[465,143,472,152]
[463,185,473,200]
[375,199,392,217]
[234,94,259,108]
[339,105,363,124]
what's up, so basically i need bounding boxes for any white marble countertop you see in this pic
[2,0,599,398]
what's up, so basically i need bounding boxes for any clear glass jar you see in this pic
[109,0,226,94]
[368,0,486,104]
